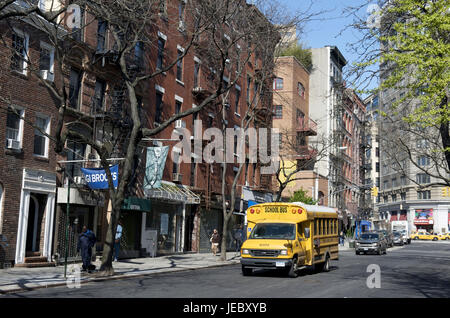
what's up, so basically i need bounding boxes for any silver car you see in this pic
[355,232,387,255]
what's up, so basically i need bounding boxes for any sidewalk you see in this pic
[0,252,241,294]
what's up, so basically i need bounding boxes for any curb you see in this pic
[0,260,241,295]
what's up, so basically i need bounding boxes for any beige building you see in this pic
[272,56,328,204]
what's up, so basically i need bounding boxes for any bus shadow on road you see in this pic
[250,265,339,278]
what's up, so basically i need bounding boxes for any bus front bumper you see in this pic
[240,257,292,269]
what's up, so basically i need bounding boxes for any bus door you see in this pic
[296,223,307,265]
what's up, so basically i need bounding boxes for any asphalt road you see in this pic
[5,241,450,298]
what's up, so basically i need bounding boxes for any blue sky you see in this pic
[282,0,376,91]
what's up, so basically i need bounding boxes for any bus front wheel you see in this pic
[242,266,252,276]
[287,257,298,278]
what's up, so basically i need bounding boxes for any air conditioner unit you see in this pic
[73,176,86,185]
[6,139,20,150]
[178,20,186,32]
[40,70,53,81]
[193,87,203,93]
[175,120,186,129]
[172,173,182,182]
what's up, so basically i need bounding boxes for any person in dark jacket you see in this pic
[210,229,220,256]
[77,225,96,272]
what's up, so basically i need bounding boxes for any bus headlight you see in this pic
[242,249,250,255]
[280,250,288,255]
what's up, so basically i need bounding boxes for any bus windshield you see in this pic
[249,223,296,240]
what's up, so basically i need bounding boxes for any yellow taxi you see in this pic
[439,233,450,240]
[410,231,440,241]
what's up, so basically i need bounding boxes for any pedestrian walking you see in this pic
[233,225,244,252]
[77,225,96,273]
[340,231,345,246]
[114,219,123,262]
[210,229,220,256]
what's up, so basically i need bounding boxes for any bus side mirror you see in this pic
[304,228,310,239]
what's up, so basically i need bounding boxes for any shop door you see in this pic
[176,215,182,252]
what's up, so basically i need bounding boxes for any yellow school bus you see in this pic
[240,202,339,278]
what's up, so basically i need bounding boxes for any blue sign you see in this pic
[81,164,119,189]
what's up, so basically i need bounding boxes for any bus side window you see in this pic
[328,219,330,235]
[314,219,318,236]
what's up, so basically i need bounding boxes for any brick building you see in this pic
[0,0,276,266]
[272,55,328,204]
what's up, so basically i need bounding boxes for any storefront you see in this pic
[144,181,200,256]
[413,209,434,232]
[118,197,151,259]
[55,186,104,263]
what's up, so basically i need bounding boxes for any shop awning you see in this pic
[122,197,151,212]
[144,181,200,204]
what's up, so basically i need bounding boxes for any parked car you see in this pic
[355,232,387,255]
[392,231,404,246]
[410,231,440,241]
[377,230,394,248]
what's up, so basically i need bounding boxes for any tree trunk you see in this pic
[99,196,121,276]
[439,96,450,171]
[220,213,231,261]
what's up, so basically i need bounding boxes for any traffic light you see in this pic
[442,187,450,197]
[371,186,378,197]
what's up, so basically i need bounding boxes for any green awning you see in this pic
[122,197,151,212]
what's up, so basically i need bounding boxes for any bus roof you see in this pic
[285,202,337,214]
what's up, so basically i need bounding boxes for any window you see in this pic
[69,68,82,109]
[400,175,407,186]
[273,105,282,119]
[392,178,397,188]
[391,194,397,202]
[93,79,106,113]
[246,76,251,103]
[11,30,29,74]
[400,193,406,201]
[155,91,163,124]
[417,155,430,167]
[97,19,107,52]
[383,180,389,190]
[178,0,185,23]
[66,141,86,179]
[0,184,3,231]
[193,59,200,87]
[190,162,196,187]
[235,88,241,114]
[159,0,167,15]
[417,190,431,200]
[33,115,50,157]
[175,100,182,115]
[416,173,430,184]
[39,42,54,81]
[376,162,380,172]
[298,82,305,97]
[176,49,183,81]
[6,107,24,148]
[134,41,144,68]
[273,77,283,90]
[157,37,165,70]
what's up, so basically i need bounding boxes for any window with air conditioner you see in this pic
[39,42,54,81]
[33,115,50,157]
[6,107,24,150]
